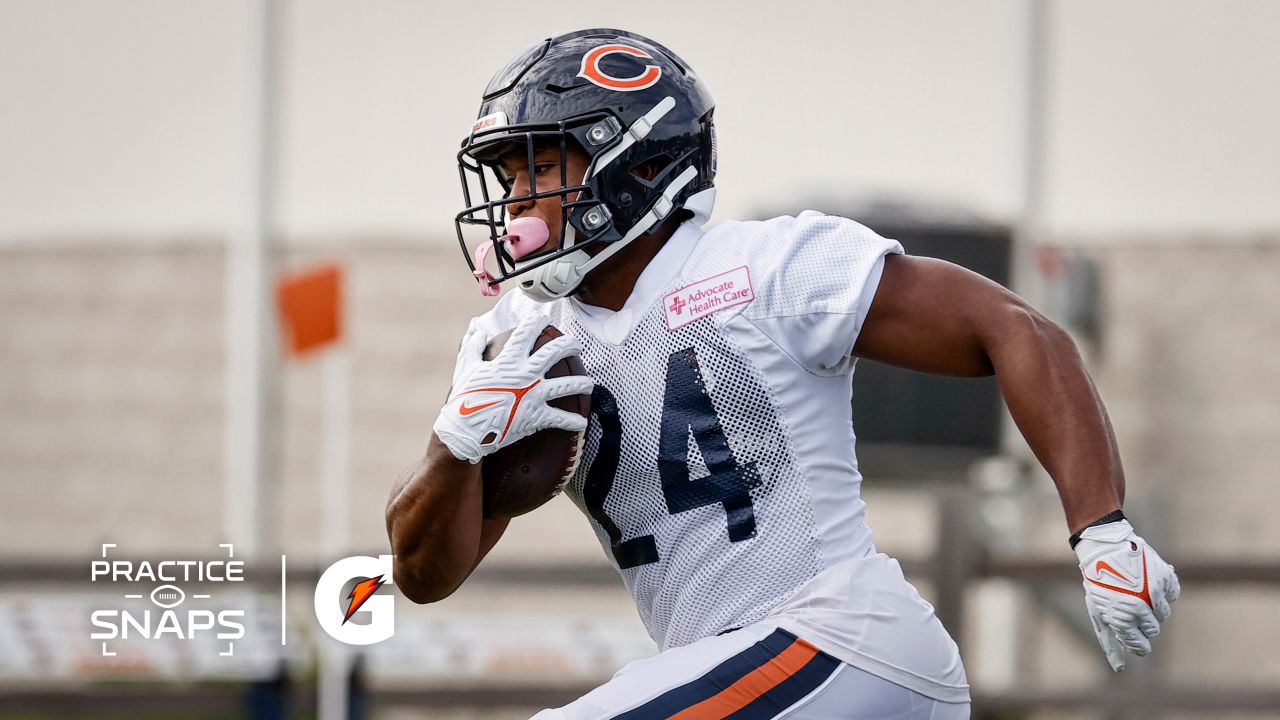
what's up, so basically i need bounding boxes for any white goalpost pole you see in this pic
[319,347,352,720]
[225,0,281,560]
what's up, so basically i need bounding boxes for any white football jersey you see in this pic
[466,211,969,703]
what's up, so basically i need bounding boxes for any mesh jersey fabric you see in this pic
[463,211,968,703]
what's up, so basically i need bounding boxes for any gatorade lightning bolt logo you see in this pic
[343,575,386,625]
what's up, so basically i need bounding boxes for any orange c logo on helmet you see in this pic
[578,44,662,92]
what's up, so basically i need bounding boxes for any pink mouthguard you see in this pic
[471,217,551,297]
[501,217,550,260]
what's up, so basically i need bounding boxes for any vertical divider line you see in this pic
[281,554,287,645]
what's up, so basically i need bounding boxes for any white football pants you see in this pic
[530,623,969,719]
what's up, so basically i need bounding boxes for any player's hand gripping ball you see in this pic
[1075,519,1181,671]
[432,318,593,518]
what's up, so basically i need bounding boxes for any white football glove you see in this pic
[432,318,594,464]
[1074,519,1180,672]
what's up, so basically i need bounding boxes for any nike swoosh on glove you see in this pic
[433,317,595,464]
[1075,519,1181,671]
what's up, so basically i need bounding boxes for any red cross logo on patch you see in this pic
[669,295,687,315]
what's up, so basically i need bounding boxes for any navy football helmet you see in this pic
[455,29,716,301]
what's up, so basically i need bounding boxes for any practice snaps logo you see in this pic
[89,543,246,656]
[313,555,395,645]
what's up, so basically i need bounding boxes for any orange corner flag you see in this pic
[277,263,344,356]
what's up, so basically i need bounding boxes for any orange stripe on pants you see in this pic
[668,638,820,719]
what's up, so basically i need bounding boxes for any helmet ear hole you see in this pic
[630,153,674,182]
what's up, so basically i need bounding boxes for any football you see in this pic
[480,325,591,519]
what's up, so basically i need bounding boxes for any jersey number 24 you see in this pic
[583,347,760,569]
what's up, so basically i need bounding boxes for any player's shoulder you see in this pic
[694,211,892,267]
[684,212,903,371]
[686,211,900,306]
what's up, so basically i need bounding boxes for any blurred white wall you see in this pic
[1046,0,1280,237]
[2,0,1277,242]
[0,0,247,238]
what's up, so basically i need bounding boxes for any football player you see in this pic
[387,29,1180,719]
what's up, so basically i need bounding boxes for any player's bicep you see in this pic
[853,254,1024,377]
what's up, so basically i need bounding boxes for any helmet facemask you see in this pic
[455,116,624,300]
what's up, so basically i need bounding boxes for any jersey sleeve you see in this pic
[742,211,903,375]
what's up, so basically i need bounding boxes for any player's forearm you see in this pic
[385,436,485,603]
[987,306,1125,532]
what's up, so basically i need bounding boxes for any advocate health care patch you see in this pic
[664,266,754,331]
